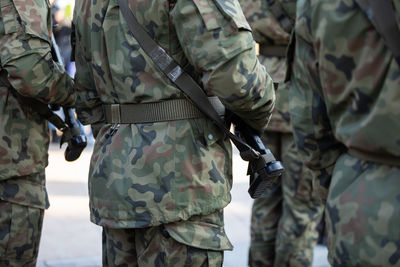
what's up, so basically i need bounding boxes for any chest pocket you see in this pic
[193,0,252,32]
[0,0,21,34]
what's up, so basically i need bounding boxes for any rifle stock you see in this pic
[231,113,284,198]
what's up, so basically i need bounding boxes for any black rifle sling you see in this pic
[118,0,259,161]
[355,0,400,66]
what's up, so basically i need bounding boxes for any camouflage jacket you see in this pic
[0,0,75,209]
[290,0,400,193]
[73,0,275,232]
[240,0,296,133]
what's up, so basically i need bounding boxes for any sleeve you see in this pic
[289,3,344,201]
[172,0,275,132]
[71,10,104,136]
[0,0,75,106]
[239,0,290,45]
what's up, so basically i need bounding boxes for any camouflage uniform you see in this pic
[238,0,325,265]
[72,0,275,265]
[290,0,400,265]
[0,0,75,265]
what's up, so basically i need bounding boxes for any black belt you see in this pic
[259,45,287,57]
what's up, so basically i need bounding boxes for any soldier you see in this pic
[0,0,75,266]
[72,0,275,265]
[238,0,325,265]
[289,0,400,265]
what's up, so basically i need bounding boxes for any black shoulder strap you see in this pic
[117,0,259,161]
[355,0,400,66]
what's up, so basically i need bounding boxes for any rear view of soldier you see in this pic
[238,0,325,266]
[0,0,75,266]
[72,0,275,265]
[290,0,400,265]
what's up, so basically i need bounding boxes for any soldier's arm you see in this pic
[239,0,290,45]
[71,16,104,136]
[0,0,75,107]
[172,0,275,132]
[289,4,344,201]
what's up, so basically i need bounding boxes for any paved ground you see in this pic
[37,145,329,267]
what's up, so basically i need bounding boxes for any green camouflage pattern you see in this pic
[103,210,229,266]
[0,1,75,263]
[273,141,324,267]
[0,173,49,210]
[325,155,400,266]
[248,132,324,267]
[0,0,75,208]
[72,0,275,236]
[258,55,292,133]
[239,0,292,45]
[239,0,325,266]
[0,200,44,267]
[290,0,400,265]
[240,0,296,133]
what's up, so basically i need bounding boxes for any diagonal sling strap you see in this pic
[117,0,260,161]
[355,0,400,66]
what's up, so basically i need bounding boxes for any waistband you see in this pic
[258,44,287,57]
[103,96,225,124]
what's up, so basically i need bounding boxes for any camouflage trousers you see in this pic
[249,132,324,267]
[0,200,44,267]
[102,210,231,266]
[326,153,400,267]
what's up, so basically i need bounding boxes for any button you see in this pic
[208,134,213,140]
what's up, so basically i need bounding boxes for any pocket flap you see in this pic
[213,0,252,32]
[12,0,51,43]
[164,211,233,251]
[192,0,221,31]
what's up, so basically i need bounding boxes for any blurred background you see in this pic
[50,0,75,75]
[38,1,329,266]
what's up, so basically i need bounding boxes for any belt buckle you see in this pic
[110,104,121,123]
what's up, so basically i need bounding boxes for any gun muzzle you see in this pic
[248,157,284,198]
[231,114,285,198]
[65,135,87,162]
[62,108,87,161]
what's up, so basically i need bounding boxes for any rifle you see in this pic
[50,33,87,161]
[228,112,284,198]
